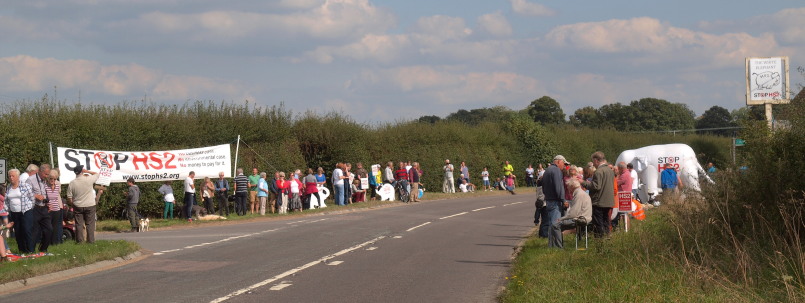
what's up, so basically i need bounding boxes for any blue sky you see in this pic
[1,0,803,122]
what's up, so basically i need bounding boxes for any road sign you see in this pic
[0,158,5,183]
[734,139,746,147]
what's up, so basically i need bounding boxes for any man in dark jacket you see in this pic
[125,178,140,232]
[537,155,566,238]
[581,151,615,237]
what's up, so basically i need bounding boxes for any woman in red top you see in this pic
[275,172,289,214]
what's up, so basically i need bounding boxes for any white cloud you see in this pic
[544,17,789,68]
[510,0,555,17]
[350,66,543,106]
[411,15,472,40]
[0,55,248,100]
[477,12,513,37]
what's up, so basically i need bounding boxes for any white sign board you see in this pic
[746,57,790,105]
[0,158,6,184]
[57,144,232,184]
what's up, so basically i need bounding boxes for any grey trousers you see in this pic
[548,219,578,249]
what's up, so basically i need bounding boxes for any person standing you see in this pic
[45,169,63,245]
[202,176,215,215]
[183,171,196,221]
[332,164,346,206]
[537,155,566,238]
[7,169,35,253]
[289,173,303,212]
[257,172,269,215]
[443,159,455,193]
[304,168,321,209]
[214,172,230,216]
[409,162,421,202]
[383,162,395,184]
[233,168,248,216]
[248,168,260,214]
[343,163,353,204]
[502,161,514,177]
[581,152,615,237]
[276,172,289,213]
[525,164,535,187]
[460,161,470,184]
[125,178,140,232]
[27,164,53,254]
[66,165,99,244]
[481,167,490,191]
[158,181,176,219]
[628,163,640,203]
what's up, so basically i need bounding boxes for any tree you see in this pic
[526,96,565,125]
[597,103,633,130]
[445,106,514,125]
[417,115,441,124]
[569,106,602,128]
[628,98,695,131]
[696,106,733,136]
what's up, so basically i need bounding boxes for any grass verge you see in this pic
[98,187,529,232]
[0,240,140,285]
[499,207,744,302]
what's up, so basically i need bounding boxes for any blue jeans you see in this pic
[334,183,345,205]
[539,200,562,238]
[10,210,34,253]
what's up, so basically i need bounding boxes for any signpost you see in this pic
[746,57,790,129]
[618,191,632,232]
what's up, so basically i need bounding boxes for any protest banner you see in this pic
[57,144,232,185]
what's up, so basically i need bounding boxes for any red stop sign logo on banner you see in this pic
[618,191,632,212]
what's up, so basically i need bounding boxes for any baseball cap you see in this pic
[553,155,567,163]
[73,165,84,175]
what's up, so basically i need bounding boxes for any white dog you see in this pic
[138,218,150,232]
[196,214,227,221]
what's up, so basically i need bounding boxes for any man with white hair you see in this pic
[27,163,54,254]
[443,159,455,193]
[19,164,38,185]
[537,155,567,238]
[549,177,592,249]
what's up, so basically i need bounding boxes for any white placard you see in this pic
[57,144,232,184]
[746,57,790,105]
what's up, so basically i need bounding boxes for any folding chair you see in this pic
[574,217,591,250]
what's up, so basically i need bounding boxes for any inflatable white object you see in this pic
[307,186,329,209]
[378,184,395,201]
[616,144,713,201]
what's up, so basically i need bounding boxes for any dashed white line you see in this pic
[155,229,279,256]
[472,206,495,212]
[209,235,386,303]
[440,212,468,220]
[366,247,378,251]
[406,222,431,232]
[393,236,402,239]
[327,261,343,266]
[270,282,292,291]
[502,202,524,207]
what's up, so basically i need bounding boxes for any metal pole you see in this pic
[765,103,773,130]
[49,141,55,167]
[731,133,736,165]
[233,135,241,177]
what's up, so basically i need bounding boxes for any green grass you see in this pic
[97,188,526,232]
[500,210,746,303]
[0,240,140,284]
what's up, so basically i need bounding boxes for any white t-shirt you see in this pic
[290,179,300,194]
[459,183,468,192]
[6,186,23,212]
[630,169,639,189]
[481,170,489,181]
[19,173,30,184]
[184,177,195,193]
[333,168,344,186]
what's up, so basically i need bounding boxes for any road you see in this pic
[2,193,536,302]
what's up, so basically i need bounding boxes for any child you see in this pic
[505,174,516,195]
[351,179,365,202]
[158,181,175,219]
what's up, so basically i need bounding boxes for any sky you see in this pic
[1,0,803,122]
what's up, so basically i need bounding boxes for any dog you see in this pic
[138,218,150,232]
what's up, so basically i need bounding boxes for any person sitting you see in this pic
[548,177,592,249]
[495,177,505,190]
[350,179,365,202]
[504,174,516,195]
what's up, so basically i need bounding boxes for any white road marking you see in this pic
[327,261,343,266]
[502,202,524,207]
[287,219,309,224]
[366,247,377,251]
[209,236,386,303]
[472,206,495,212]
[440,212,468,220]
[270,282,292,291]
[406,222,431,232]
[393,236,402,239]
[155,229,280,256]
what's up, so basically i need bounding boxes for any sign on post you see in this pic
[618,191,632,212]
[746,57,790,105]
[734,139,746,147]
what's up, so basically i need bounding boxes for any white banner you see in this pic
[56,144,232,185]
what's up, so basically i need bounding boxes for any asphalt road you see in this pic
[2,193,536,303]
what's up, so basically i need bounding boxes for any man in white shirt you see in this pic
[443,159,455,193]
[628,163,640,203]
[184,171,196,221]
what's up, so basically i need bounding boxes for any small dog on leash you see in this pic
[138,218,150,232]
